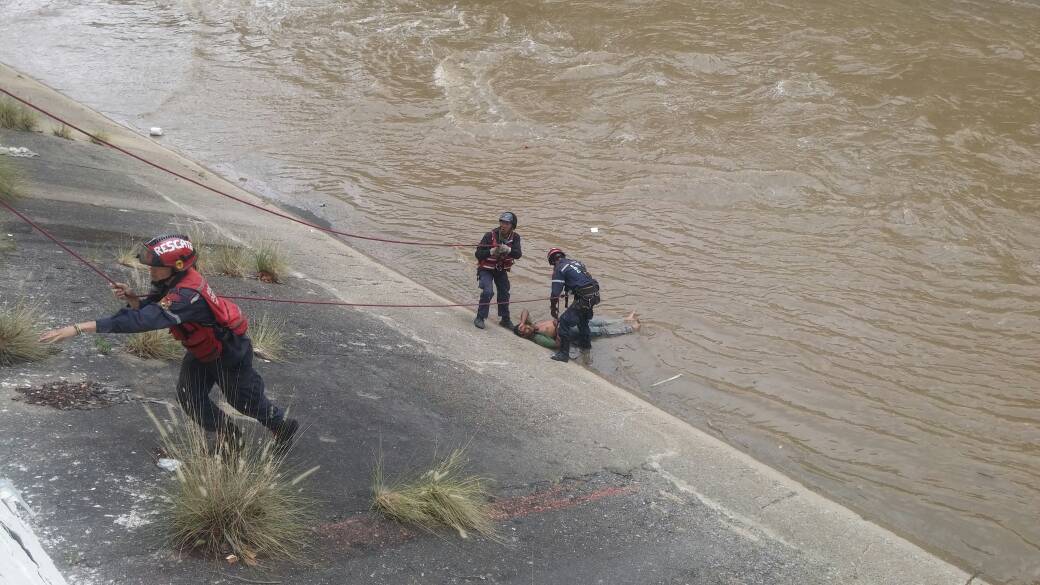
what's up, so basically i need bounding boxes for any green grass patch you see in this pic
[0,98,37,131]
[94,337,113,355]
[372,449,496,540]
[144,405,317,563]
[253,241,288,283]
[250,314,287,362]
[52,125,74,140]
[125,330,182,361]
[0,303,53,366]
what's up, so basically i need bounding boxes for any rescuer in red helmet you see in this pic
[40,234,299,451]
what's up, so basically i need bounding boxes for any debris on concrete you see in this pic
[13,380,131,410]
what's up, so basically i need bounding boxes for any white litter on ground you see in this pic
[0,146,39,158]
[650,373,682,388]
[156,458,181,472]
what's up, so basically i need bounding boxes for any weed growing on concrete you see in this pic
[0,98,37,131]
[116,240,143,268]
[372,449,496,540]
[250,314,287,362]
[94,337,113,355]
[0,303,53,366]
[209,244,248,277]
[253,241,288,283]
[125,330,181,361]
[144,405,317,563]
[0,156,22,202]
[52,125,74,140]
[89,130,111,145]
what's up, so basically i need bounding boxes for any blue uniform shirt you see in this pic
[550,258,597,299]
[96,287,249,361]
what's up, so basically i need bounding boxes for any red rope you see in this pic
[0,87,493,248]
[0,198,117,286]
[0,199,549,309]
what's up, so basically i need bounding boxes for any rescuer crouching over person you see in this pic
[40,234,299,452]
[547,247,601,362]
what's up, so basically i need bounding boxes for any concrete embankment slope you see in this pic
[0,63,985,585]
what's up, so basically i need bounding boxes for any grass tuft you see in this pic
[125,330,182,361]
[52,125,74,140]
[209,244,249,277]
[144,405,316,562]
[89,130,111,145]
[0,98,37,131]
[372,449,496,540]
[0,156,22,202]
[115,239,144,269]
[253,241,288,283]
[250,314,287,362]
[0,304,53,366]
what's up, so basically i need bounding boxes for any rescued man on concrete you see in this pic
[473,211,522,330]
[513,309,640,350]
[39,234,299,451]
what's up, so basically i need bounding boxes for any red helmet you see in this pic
[138,234,196,271]
[547,247,565,265]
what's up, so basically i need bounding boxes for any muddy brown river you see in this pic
[1,0,1038,582]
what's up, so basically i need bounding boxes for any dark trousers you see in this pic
[476,269,510,320]
[176,337,284,432]
[559,296,598,348]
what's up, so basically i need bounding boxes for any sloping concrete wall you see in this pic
[0,481,67,585]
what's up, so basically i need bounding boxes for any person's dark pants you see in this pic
[476,269,511,321]
[176,337,284,432]
[559,301,596,349]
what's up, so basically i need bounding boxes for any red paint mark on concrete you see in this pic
[491,484,636,520]
[317,515,416,549]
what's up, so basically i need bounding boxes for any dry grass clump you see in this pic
[115,239,144,269]
[208,244,249,277]
[144,405,317,563]
[253,241,288,283]
[0,98,37,131]
[0,304,53,366]
[0,156,21,202]
[52,125,74,140]
[126,330,182,360]
[250,314,287,362]
[372,449,496,540]
[89,130,111,145]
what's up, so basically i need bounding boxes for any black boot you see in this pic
[499,317,514,329]
[550,338,571,362]
[269,418,299,456]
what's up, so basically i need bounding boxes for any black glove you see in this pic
[550,298,559,319]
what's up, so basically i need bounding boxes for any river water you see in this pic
[1,0,1038,581]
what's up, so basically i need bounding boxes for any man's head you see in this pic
[138,234,196,283]
[547,247,565,266]
[513,321,535,338]
[498,211,517,235]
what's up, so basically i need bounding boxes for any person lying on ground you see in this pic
[512,308,640,350]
